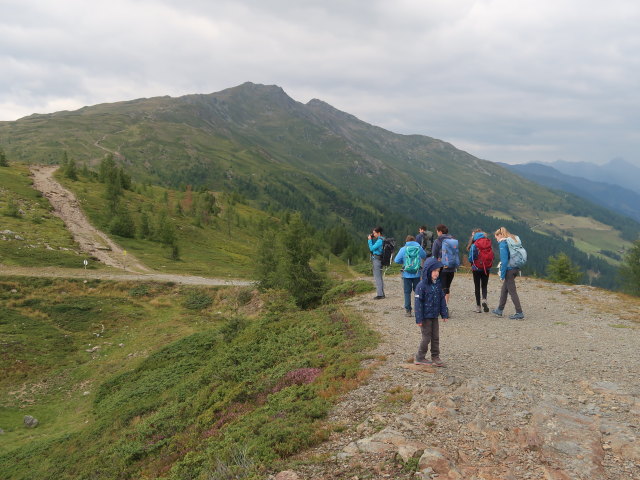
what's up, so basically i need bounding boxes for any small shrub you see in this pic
[183,291,213,310]
[129,285,150,297]
[322,280,375,304]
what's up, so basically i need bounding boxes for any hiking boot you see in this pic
[482,300,489,312]
[509,312,525,320]
[474,305,482,313]
[414,358,433,366]
[405,309,413,317]
[373,295,386,300]
[491,308,503,317]
[432,356,445,367]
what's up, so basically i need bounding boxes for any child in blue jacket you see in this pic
[414,257,449,367]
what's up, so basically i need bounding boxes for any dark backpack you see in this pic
[473,237,494,273]
[420,230,434,256]
[441,238,460,269]
[381,237,395,267]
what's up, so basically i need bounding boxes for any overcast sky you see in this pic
[2,0,639,166]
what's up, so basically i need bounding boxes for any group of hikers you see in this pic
[367,224,527,367]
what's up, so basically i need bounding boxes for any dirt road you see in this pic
[20,166,250,286]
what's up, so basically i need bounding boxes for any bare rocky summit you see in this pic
[282,275,640,479]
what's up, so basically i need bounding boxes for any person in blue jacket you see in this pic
[413,257,448,367]
[394,235,427,317]
[368,226,385,299]
[492,227,524,320]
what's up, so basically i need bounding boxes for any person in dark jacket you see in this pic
[431,224,456,306]
[413,257,449,367]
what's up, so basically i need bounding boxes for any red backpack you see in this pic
[473,237,494,273]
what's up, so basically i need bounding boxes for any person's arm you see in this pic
[414,280,425,324]
[499,241,509,279]
[432,238,441,260]
[419,246,427,259]
[468,244,476,264]
[394,247,405,264]
[440,288,449,320]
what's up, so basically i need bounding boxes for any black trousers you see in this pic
[472,270,489,305]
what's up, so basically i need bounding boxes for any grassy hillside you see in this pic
[0,276,377,479]
[0,164,92,268]
[1,82,638,288]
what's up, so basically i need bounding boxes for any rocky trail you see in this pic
[278,275,640,480]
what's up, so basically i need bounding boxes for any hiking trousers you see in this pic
[417,318,439,360]
[498,268,522,313]
[472,270,489,306]
[372,256,385,297]
[403,276,420,311]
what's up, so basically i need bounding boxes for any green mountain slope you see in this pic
[1,82,638,288]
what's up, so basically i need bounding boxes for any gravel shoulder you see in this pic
[288,273,640,480]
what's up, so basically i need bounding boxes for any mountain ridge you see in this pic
[1,82,638,288]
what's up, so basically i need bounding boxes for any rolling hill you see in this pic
[1,82,638,288]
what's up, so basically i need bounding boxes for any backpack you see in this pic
[473,237,494,273]
[403,245,421,274]
[441,238,460,269]
[381,237,395,267]
[506,236,527,268]
[420,230,434,256]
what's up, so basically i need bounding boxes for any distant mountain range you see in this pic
[544,159,640,195]
[500,162,640,223]
[1,82,638,288]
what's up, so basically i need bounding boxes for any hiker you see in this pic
[416,225,434,258]
[467,229,494,313]
[413,257,448,367]
[492,227,525,320]
[368,226,385,299]
[431,224,460,306]
[394,235,427,317]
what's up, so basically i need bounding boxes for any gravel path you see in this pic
[288,273,640,480]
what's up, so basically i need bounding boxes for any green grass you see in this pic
[0,165,87,268]
[0,277,377,479]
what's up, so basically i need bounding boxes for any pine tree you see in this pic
[620,240,640,296]
[0,146,8,167]
[257,213,329,308]
[546,252,583,284]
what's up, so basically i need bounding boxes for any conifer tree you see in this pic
[0,146,8,167]
[620,240,640,296]
[546,252,583,284]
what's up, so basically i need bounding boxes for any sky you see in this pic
[2,0,640,166]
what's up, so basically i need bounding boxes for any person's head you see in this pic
[406,235,416,242]
[467,228,483,250]
[419,225,428,233]
[372,226,383,238]
[494,226,513,241]
[436,224,448,236]
[431,268,441,282]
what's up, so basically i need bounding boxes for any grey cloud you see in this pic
[1,0,639,165]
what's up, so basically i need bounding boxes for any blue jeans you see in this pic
[403,276,420,311]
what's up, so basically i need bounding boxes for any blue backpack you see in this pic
[403,245,421,274]
[441,238,460,269]
[506,236,527,268]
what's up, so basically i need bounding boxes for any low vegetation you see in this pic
[0,164,89,268]
[0,276,377,479]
